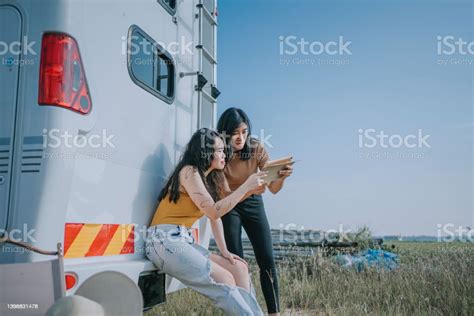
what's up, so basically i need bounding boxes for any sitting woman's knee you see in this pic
[222,270,236,286]
[227,261,249,281]
[212,268,236,286]
[235,260,249,274]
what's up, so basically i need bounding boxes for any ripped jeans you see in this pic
[145,224,264,316]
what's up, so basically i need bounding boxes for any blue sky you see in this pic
[216,0,473,235]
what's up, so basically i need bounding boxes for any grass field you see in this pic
[144,241,473,315]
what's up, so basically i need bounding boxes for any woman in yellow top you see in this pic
[145,128,267,315]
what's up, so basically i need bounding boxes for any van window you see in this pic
[127,26,175,104]
[158,0,176,15]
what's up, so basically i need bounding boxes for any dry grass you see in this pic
[145,242,473,315]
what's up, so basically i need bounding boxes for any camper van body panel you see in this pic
[0,0,217,300]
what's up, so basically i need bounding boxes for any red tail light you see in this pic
[65,272,78,290]
[38,33,92,114]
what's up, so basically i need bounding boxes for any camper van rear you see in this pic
[0,0,218,312]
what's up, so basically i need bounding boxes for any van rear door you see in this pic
[0,5,22,231]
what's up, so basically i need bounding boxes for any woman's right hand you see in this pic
[244,171,268,192]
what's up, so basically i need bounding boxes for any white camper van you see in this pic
[0,0,219,313]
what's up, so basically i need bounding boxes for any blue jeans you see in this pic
[145,224,264,315]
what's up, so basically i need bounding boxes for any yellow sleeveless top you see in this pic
[150,191,204,228]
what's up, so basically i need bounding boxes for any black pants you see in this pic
[221,194,280,314]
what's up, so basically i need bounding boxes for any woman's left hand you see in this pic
[220,250,248,267]
[278,164,293,179]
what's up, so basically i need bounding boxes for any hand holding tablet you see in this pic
[261,156,298,184]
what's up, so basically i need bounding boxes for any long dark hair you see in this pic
[158,128,226,203]
[217,107,259,162]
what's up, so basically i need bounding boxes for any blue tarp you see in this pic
[334,249,399,271]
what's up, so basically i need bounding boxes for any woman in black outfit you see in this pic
[217,108,293,316]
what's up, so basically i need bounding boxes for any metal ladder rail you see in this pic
[196,0,218,129]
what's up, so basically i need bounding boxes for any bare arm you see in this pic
[209,217,227,253]
[268,164,293,194]
[179,165,267,220]
[268,178,284,194]
[209,216,249,266]
[222,176,266,201]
